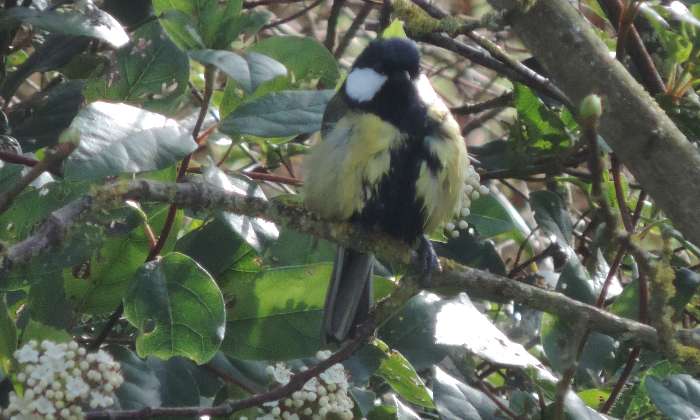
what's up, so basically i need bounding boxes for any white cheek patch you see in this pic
[345,67,387,102]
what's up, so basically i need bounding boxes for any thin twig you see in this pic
[595,0,665,94]
[335,2,373,58]
[418,33,571,110]
[0,150,38,167]
[611,154,633,232]
[89,66,217,351]
[85,320,376,419]
[261,0,325,31]
[0,142,76,214]
[243,0,307,7]
[324,0,346,51]
[450,92,513,115]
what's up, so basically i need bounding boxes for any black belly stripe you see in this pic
[352,135,431,244]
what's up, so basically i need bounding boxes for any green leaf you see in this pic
[264,229,335,267]
[124,253,226,364]
[83,21,189,111]
[435,231,507,275]
[1,7,129,48]
[250,36,340,86]
[62,101,196,180]
[65,205,183,314]
[189,49,287,94]
[203,166,279,252]
[375,348,434,408]
[465,194,527,239]
[28,272,73,328]
[157,9,206,50]
[0,161,23,194]
[110,346,162,409]
[20,320,71,345]
[382,20,408,38]
[0,179,89,243]
[531,190,573,245]
[221,263,331,360]
[646,374,700,420]
[434,294,555,381]
[221,90,334,137]
[10,80,85,152]
[577,388,610,411]
[513,83,571,151]
[433,366,503,419]
[612,360,685,418]
[175,217,258,277]
[0,296,16,373]
[380,293,449,370]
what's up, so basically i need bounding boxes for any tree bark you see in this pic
[489,0,700,246]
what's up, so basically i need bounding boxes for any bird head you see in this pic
[344,38,420,103]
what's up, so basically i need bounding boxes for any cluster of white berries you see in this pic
[2,340,124,420]
[248,350,354,420]
[445,164,488,238]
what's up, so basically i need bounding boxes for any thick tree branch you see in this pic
[487,0,700,248]
[2,179,688,352]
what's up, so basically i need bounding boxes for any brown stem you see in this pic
[261,0,325,30]
[611,154,633,232]
[0,150,38,167]
[450,92,514,115]
[324,0,346,51]
[85,320,375,419]
[89,66,216,350]
[0,142,76,214]
[335,3,373,58]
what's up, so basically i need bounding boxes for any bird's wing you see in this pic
[304,109,404,221]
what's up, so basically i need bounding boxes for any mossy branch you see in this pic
[2,179,695,353]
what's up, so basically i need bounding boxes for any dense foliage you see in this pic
[1,0,700,419]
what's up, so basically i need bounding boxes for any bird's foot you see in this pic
[417,235,441,288]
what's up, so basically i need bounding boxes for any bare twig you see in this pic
[450,91,513,115]
[0,142,76,214]
[261,0,325,30]
[335,2,373,58]
[417,33,571,108]
[85,320,376,419]
[89,65,217,351]
[0,150,38,167]
[324,0,346,51]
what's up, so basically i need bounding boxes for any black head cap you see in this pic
[352,38,421,79]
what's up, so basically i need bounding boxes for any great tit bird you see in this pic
[304,38,469,342]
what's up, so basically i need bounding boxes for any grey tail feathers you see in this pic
[322,246,374,343]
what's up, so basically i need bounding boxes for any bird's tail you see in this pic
[322,246,374,343]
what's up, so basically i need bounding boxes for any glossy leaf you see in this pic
[250,36,340,86]
[531,190,573,245]
[220,90,335,137]
[1,7,128,47]
[375,349,434,408]
[435,293,555,381]
[203,166,279,252]
[83,21,189,111]
[63,102,196,180]
[646,374,700,420]
[9,80,85,152]
[380,292,449,370]
[222,263,330,360]
[190,49,287,94]
[433,366,503,419]
[65,205,183,314]
[124,253,226,364]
